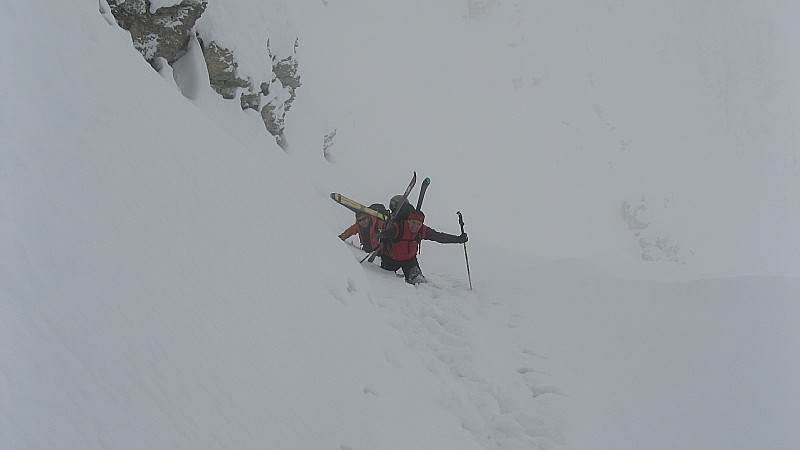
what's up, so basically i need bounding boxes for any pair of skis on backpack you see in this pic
[329,193,389,221]
[331,172,430,263]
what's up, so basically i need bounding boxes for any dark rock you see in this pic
[203,41,249,99]
[109,0,207,63]
[240,92,260,111]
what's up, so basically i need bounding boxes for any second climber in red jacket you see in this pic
[339,210,385,253]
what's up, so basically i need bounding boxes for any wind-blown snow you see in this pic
[2,1,799,449]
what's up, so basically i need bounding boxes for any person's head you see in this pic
[356,212,371,226]
[407,210,425,233]
[389,195,409,213]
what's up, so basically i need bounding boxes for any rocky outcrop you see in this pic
[256,41,301,145]
[202,41,249,99]
[621,199,687,264]
[107,0,302,147]
[273,54,300,111]
[109,0,206,63]
[639,236,684,264]
[323,129,337,162]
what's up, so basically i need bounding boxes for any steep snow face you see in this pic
[277,0,800,277]
[0,3,479,449]
[101,0,800,277]
[2,1,799,450]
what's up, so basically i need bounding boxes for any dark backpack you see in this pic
[369,203,389,218]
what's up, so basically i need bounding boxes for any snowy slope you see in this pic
[360,244,800,449]
[2,1,799,449]
[1,3,478,449]
[283,0,800,278]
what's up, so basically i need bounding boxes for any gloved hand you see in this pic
[458,232,468,243]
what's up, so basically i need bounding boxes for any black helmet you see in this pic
[389,195,408,212]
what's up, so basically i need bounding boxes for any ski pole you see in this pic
[456,211,472,290]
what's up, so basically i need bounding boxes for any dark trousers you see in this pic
[380,256,425,284]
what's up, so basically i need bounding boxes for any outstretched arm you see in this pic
[339,223,359,240]
[423,226,467,244]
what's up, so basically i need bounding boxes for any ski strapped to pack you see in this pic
[414,177,430,254]
[360,171,417,264]
[330,193,388,221]
[416,177,430,210]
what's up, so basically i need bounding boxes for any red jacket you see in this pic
[340,217,384,252]
[383,220,463,261]
[386,221,427,261]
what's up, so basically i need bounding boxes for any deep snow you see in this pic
[2,1,799,449]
